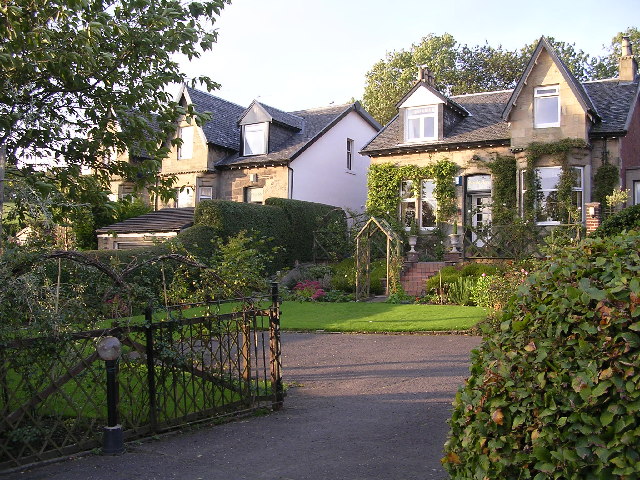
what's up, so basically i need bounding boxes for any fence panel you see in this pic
[0,295,281,470]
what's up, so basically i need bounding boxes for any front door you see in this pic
[470,194,492,247]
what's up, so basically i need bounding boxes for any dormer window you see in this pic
[534,85,560,128]
[243,122,268,156]
[405,106,437,142]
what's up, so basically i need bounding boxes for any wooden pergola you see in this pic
[355,217,402,301]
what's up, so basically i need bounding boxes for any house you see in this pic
[361,36,640,245]
[110,86,381,213]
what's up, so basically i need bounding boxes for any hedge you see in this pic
[594,203,640,237]
[264,197,346,263]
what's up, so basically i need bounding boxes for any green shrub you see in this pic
[330,257,386,295]
[594,204,640,237]
[265,198,346,263]
[425,266,461,293]
[460,263,500,277]
[444,231,640,478]
[445,277,476,306]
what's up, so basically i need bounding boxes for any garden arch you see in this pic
[355,217,402,300]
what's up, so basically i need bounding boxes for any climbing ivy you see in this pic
[523,138,587,224]
[593,163,619,206]
[366,159,458,225]
[487,154,517,225]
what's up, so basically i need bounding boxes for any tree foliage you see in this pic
[362,29,639,125]
[0,0,229,242]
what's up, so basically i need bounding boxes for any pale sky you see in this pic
[177,0,640,112]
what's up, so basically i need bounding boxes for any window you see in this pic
[634,180,640,205]
[400,180,437,230]
[405,106,437,142]
[177,126,194,159]
[534,85,560,128]
[346,138,354,170]
[244,187,264,204]
[521,166,583,224]
[243,123,268,156]
[198,186,213,201]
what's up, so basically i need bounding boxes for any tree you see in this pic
[0,0,229,244]
[362,30,639,125]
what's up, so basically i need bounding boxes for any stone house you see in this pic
[110,86,381,213]
[361,36,640,245]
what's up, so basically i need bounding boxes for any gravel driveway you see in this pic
[6,332,481,480]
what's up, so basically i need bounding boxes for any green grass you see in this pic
[279,302,486,332]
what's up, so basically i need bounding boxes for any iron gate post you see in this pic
[269,282,283,410]
[97,336,124,455]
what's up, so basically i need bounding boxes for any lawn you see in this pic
[279,302,486,332]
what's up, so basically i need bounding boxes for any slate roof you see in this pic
[361,80,639,156]
[185,87,245,152]
[362,90,513,155]
[217,102,381,167]
[96,208,194,234]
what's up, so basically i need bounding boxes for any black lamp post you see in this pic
[97,336,124,455]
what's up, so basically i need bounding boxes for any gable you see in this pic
[503,37,598,122]
[239,102,272,126]
[399,85,445,109]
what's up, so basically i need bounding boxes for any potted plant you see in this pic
[408,219,419,253]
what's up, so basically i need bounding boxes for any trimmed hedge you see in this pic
[194,198,345,266]
[265,197,346,263]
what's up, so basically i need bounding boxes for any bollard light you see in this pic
[97,336,124,455]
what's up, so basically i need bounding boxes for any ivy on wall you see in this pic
[486,154,517,225]
[366,159,458,225]
[593,162,619,206]
[523,138,587,224]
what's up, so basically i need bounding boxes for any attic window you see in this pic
[534,85,560,128]
[243,123,268,156]
[405,106,437,142]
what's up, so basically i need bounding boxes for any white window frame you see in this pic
[399,179,437,231]
[534,85,560,128]
[243,123,268,156]
[177,126,194,159]
[521,166,584,225]
[198,186,213,201]
[405,106,437,142]
[244,186,264,204]
[634,180,640,205]
[346,138,354,171]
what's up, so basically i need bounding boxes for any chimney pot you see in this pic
[417,65,435,85]
[619,36,638,81]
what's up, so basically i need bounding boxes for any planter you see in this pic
[408,235,418,253]
[449,233,461,254]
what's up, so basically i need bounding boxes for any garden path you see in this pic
[7,333,481,480]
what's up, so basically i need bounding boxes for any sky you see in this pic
[177,0,640,112]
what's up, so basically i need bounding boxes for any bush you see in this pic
[424,266,461,293]
[594,204,640,237]
[330,257,386,295]
[444,232,640,478]
[265,198,347,263]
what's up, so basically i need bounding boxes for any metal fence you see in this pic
[0,288,282,470]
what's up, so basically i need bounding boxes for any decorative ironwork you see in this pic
[0,295,282,471]
[462,223,584,260]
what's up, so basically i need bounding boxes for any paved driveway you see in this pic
[6,333,481,480]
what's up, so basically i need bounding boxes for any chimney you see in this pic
[417,65,435,86]
[619,36,638,81]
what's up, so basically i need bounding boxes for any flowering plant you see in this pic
[292,280,326,301]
